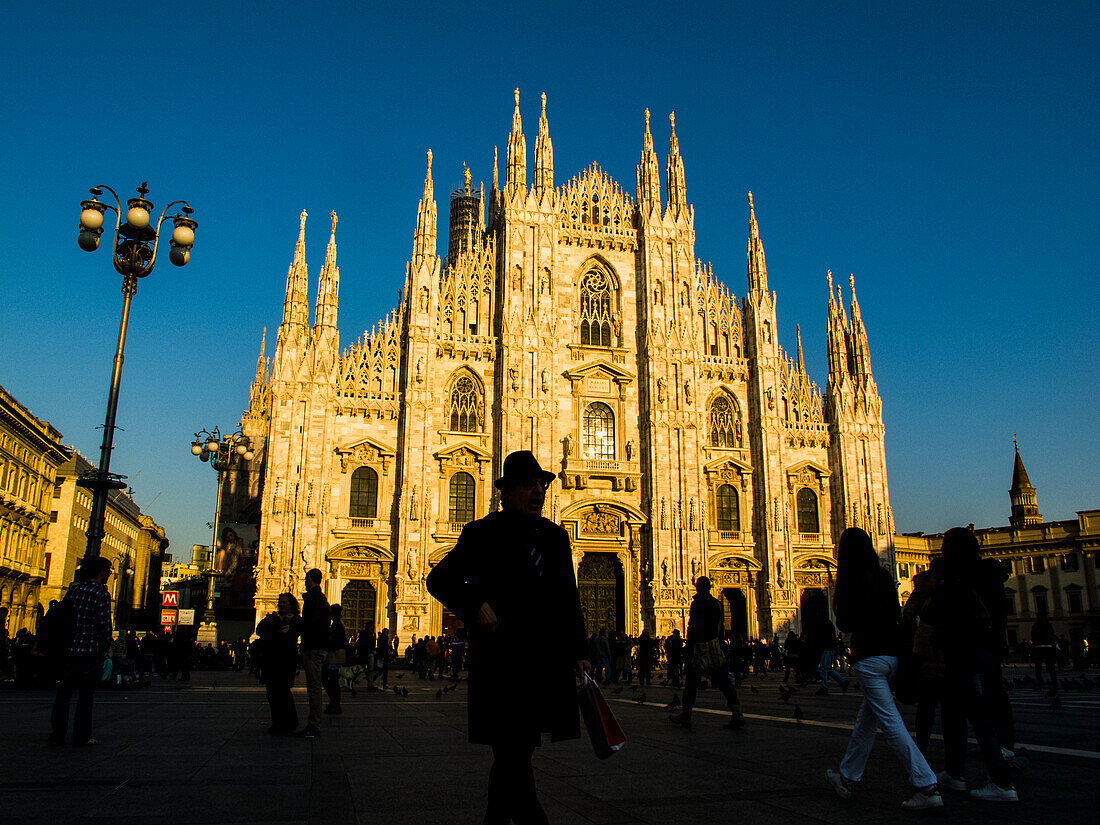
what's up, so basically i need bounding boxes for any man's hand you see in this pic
[576,659,592,677]
[476,602,498,632]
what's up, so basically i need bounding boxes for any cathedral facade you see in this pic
[233,92,895,641]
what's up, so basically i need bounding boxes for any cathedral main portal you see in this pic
[341,580,377,638]
[577,553,624,635]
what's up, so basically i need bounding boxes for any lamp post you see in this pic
[76,183,197,561]
[190,427,253,641]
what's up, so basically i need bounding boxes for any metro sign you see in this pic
[161,609,178,626]
[162,591,180,608]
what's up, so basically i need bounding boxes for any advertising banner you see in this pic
[215,523,260,596]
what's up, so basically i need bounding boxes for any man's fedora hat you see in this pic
[494,450,557,490]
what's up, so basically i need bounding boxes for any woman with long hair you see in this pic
[826,528,942,810]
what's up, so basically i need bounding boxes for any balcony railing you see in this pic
[584,459,619,471]
[448,521,469,533]
[350,518,375,529]
[799,532,821,544]
[719,531,741,541]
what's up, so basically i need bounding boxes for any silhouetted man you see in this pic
[298,567,329,738]
[49,556,113,746]
[428,450,590,825]
[670,576,746,730]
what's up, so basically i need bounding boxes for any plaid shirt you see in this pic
[67,580,113,658]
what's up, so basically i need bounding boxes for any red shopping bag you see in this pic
[577,672,627,759]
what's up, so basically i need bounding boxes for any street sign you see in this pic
[177,608,195,626]
[162,591,180,608]
[161,608,178,625]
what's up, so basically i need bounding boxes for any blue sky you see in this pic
[2,1,1097,558]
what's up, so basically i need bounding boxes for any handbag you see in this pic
[692,638,724,671]
[577,672,627,759]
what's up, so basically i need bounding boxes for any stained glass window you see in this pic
[449,472,475,524]
[583,402,615,460]
[579,269,613,347]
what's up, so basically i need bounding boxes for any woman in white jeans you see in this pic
[826,528,942,810]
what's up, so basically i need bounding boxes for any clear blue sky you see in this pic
[2,1,1097,558]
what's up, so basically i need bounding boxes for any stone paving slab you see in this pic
[1,669,1098,824]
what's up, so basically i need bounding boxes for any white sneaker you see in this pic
[935,771,967,791]
[1000,747,1015,761]
[969,782,1018,802]
[902,789,944,810]
[826,769,853,799]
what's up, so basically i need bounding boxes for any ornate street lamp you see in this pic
[190,426,252,638]
[76,183,197,560]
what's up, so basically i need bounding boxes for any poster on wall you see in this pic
[215,523,260,595]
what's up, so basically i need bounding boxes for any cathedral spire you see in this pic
[255,326,267,383]
[492,144,499,192]
[826,271,849,383]
[533,91,554,195]
[666,112,687,217]
[281,210,310,328]
[848,274,873,381]
[413,150,437,259]
[313,211,339,333]
[636,108,661,211]
[746,192,769,294]
[1009,438,1042,527]
[796,323,805,375]
[506,88,527,195]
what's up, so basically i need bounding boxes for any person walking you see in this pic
[323,603,347,714]
[637,629,656,686]
[49,556,113,746]
[669,576,746,730]
[298,568,329,738]
[931,528,1018,802]
[810,612,849,695]
[427,450,590,825]
[825,528,942,810]
[376,628,390,689]
[256,593,302,734]
[664,629,683,687]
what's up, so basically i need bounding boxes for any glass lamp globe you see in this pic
[191,444,203,456]
[126,206,150,228]
[243,451,255,461]
[80,208,104,230]
[235,444,247,455]
[205,440,219,452]
[172,225,195,246]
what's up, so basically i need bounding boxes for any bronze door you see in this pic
[341,580,377,640]
[577,553,623,635]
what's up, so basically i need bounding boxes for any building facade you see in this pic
[235,93,895,641]
[0,384,68,635]
[894,444,1099,651]
[42,453,169,630]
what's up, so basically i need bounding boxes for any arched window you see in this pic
[449,375,480,432]
[579,269,614,347]
[796,488,819,533]
[709,396,740,447]
[583,402,615,460]
[448,472,475,524]
[716,484,740,531]
[350,467,378,519]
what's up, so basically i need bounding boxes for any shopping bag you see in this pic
[577,672,627,759]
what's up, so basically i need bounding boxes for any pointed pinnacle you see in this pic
[330,211,338,239]
[298,210,308,242]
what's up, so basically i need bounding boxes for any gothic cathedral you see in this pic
[233,91,894,641]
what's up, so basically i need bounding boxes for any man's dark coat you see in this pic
[426,509,587,745]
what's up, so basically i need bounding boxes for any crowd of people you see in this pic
[8,462,1095,820]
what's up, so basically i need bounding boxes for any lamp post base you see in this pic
[196,621,218,647]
